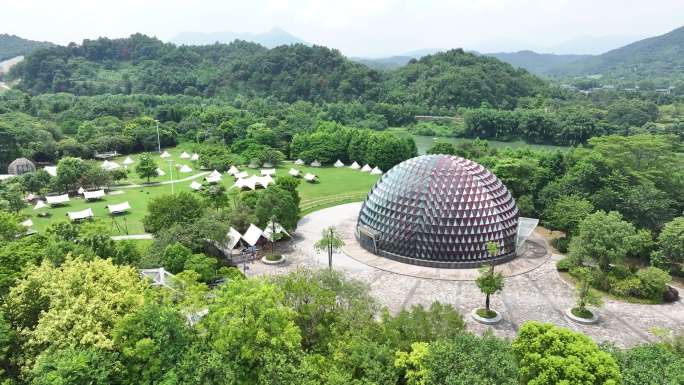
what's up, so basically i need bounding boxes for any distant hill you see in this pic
[0,34,56,62]
[545,25,684,81]
[543,34,649,55]
[169,27,309,48]
[349,56,413,70]
[483,51,593,74]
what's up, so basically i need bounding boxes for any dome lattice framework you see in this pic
[357,154,519,268]
[7,158,36,176]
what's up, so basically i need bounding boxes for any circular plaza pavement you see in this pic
[244,202,684,349]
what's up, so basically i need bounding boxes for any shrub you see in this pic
[609,277,643,298]
[571,307,594,319]
[218,266,244,281]
[589,269,611,292]
[556,257,576,271]
[637,267,671,302]
[476,308,497,319]
[265,253,282,261]
[555,237,570,253]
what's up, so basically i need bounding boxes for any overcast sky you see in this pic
[4,0,684,57]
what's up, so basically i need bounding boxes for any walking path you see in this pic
[111,234,154,241]
[244,202,684,349]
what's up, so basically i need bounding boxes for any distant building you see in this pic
[601,85,616,90]
[560,84,577,90]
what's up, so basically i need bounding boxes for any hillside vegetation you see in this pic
[0,33,56,62]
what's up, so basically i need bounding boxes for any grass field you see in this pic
[21,156,381,236]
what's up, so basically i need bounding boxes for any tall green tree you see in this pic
[543,195,594,237]
[142,192,205,235]
[136,152,158,184]
[513,322,622,385]
[475,241,504,315]
[313,226,345,268]
[254,186,299,232]
[569,211,640,271]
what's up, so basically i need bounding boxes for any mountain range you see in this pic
[168,27,309,48]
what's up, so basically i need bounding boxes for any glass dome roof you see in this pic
[357,154,519,268]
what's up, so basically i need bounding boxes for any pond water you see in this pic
[392,130,570,155]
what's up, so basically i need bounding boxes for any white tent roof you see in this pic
[350,161,361,169]
[334,159,344,167]
[230,177,256,190]
[262,221,291,241]
[44,166,57,176]
[189,181,203,190]
[107,201,131,214]
[78,187,85,194]
[241,224,263,246]
[156,168,166,176]
[190,153,199,161]
[261,168,276,176]
[84,189,106,200]
[179,165,193,173]
[21,219,33,227]
[210,169,222,178]
[304,173,317,181]
[26,193,35,200]
[101,160,110,169]
[123,157,135,165]
[311,160,321,167]
[227,166,239,175]
[259,174,276,187]
[370,167,383,175]
[46,194,70,204]
[234,171,249,179]
[288,168,300,176]
[227,227,242,249]
[102,161,120,171]
[180,152,191,159]
[34,200,48,210]
[205,175,221,183]
[66,208,94,221]
[160,151,171,158]
[361,164,372,172]
[294,159,305,165]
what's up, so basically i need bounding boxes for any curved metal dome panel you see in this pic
[357,154,519,268]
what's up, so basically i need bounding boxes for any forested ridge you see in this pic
[0,34,55,63]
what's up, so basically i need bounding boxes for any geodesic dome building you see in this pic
[357,154,519,268]
[7,158,36,176]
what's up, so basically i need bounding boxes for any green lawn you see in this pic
[104,147,203,186]
[22,159,381,235]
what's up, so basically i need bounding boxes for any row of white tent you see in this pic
[226,222,290,249]
[230,174,276,190]
[294,159,322,167]
[63,201,132,221]
[156,164,193,176]
[350,161,383,175]
[160,151,200,161]
[287,168,318,182]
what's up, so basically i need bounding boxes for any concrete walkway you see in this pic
[247,202,684,349]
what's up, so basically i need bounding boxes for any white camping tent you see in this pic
[370,167,383,175]
[156,168,166,176]
[334,159,344,167]
[160,151,171,158]
[123,157,135,165]
[34,200,48,210]
[180,152,191,159]
[210,170,222,178]
[26,193,35,201]
[311,160,321,167]
[107,201,131,214]
[78,187,85,195]
[241,224,263,246]
[261,169,276,176]
[190,153,199,161]
[179,165,193,173]
[46,194,70,205]
[294,159,305,165]
[259,175,276,187]
[304,173,317,182]
[21,219,33,227]
[66,208,94,221]
[350,161,361,170]
[361,164,372,172]
[44,166,57,177]
[205,175,221,184]
[230,177,256,190]
[102,161,120,171]
[262,221,291,241]
[227,166,239,175]
[189,181,203,190]
[101,160,110,169]
[84,189,106,200]
[227,227,242,249]
[234,171,249,179]
[288,168,300,177]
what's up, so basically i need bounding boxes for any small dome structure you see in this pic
[357,154,519,268]
[8,158,36,176]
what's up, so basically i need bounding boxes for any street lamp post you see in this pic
[166,159,174,195]
[155,119,161,153]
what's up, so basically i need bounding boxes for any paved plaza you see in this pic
[244,202,684,348]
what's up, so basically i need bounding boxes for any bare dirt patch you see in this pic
[535,226,565,255]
